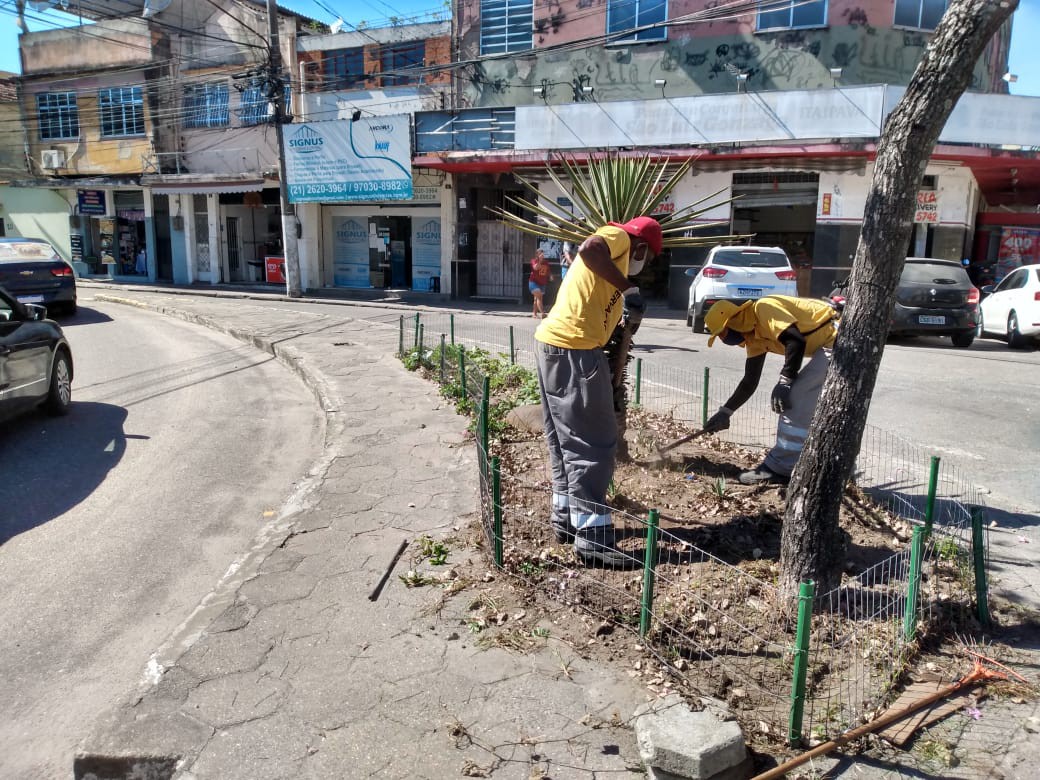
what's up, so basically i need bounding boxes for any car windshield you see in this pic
[0,241,59,261]
[901,262,969,285]
[712,249,789,268]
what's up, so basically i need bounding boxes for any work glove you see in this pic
[622,287,645,329]
[771,376,794,414]
[703,406,733,434]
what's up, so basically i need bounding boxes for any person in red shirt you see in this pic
[528,249,553,318]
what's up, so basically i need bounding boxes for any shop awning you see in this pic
[141,176,267,195]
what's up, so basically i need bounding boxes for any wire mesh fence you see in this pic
[399,313,990,742]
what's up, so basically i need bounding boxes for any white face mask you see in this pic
[629,243,650,276]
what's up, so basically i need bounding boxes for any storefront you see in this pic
[72,187,151,277]
[321,197,442,291]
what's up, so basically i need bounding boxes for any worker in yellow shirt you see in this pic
[702,295,838,484]
[534,217,662,567]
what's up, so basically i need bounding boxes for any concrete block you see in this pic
[505,403,544,434]
[633,694,752,780]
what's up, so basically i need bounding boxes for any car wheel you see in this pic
[63,300,78,316]
[686,313,693,327]
[44,349,72,416]
[1007,311,1027,349]
[975,310,984,339]
[951,330,975,348]
[693,315,705,334]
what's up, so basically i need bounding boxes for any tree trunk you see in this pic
[779,0,1018,599]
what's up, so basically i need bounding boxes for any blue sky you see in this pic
[0,0,1036,95]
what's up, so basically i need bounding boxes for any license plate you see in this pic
[736,288,762,297]
[17,294,44,303]
[919,315,946,325]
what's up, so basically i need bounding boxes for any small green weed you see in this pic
[518,560,543,576]
[399,570,437,588]
[418,535,450,565]
[710,476,730,500]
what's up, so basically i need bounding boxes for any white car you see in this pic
[686,245,798,333]
[978,263,1040,348]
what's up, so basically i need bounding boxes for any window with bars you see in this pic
[380,42,425,87]
[238,84,292,126]
[325,48,365,90]
[37,92,80,140]
[98,86,145,137]
[607,0,667,42]
[183,82,230,128]
[480,0,533,55]
[894,0,948,30]
[756,0,826,30]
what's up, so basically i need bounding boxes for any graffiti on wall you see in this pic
[463,26,996,107]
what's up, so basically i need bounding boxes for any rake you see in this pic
[751,639,1031,780]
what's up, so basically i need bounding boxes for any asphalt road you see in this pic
[0,301,321,779]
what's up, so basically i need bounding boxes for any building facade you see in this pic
[409,0,1039,306]
[7,0,311,286]
[292,21,455,293]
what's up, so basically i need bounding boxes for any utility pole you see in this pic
[266,0,302,297]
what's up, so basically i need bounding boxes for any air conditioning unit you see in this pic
[41,149,66,170]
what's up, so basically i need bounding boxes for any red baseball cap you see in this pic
[609,217,663,256]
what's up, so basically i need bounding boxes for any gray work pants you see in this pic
[762,348,831,477]
[535,343,617,531]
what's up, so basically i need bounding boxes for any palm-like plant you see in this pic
[489,152,747,248]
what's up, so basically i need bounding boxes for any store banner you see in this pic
[331,217,371,287]
[78,189,106,215]
[997,227,1040,282]
[411,218,441,291]
[283,118,412,203]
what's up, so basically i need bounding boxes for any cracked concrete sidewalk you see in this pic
[74,284,1038,780]
[74,287,648,780]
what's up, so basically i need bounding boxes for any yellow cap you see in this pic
[705,300,743,346]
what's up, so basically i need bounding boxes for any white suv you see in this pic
[686,245,798,333]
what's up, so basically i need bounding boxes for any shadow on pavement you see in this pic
[56,306,114,326]
[0,402,128,544]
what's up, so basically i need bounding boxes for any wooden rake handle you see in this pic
[751,665,999,780]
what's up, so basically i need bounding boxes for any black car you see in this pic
[832,258,979,348]
[0,237,77,316]
[0,285,73,423]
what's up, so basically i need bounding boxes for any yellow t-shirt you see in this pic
[535,226,631,349]
[724,295,837,358]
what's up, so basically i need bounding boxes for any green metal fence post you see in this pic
[788,580,815,747]
[491,456,503,568]
[701,367,710,426]
[481,376,491,474]
[639,509,660,639]
[634,358,643,408]
[459,346,467,403]
[924,456,940,536]
[903,526,925,642]
[509,326,516,365]
[450,313,456,346]
[439,334,446,384]
[971,507,992,628]
[413,313,420,349]
[418,323,424,362]
[398,315,404,357]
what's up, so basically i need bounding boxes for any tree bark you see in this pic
[779,0,1018,599]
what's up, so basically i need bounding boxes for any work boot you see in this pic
[738,464,789,486]
[574,526,637,568]
[551,516,575,544]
